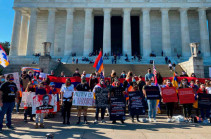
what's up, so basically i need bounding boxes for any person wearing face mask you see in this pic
[28,71,34,80]
[60,78,74,125]
[205,80,211,94]
[189,80,199,117]
[35,82,47,128]
[145,68,154,81]
[24,81,36,122]
[137,75,145,91]
[179,79,193,122]
[126,71,133,84]
[197,84,210,124]
[48,82,59,117]
[161,79,175,122]
[120,71,126,79]
[0,75,5,86]
[73,68,81,77]
[0,74,19,133]
[110,79,125,124]
[93,79,107,124]
[89,73,99,91]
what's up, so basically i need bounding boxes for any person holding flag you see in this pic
[93,50,104,77]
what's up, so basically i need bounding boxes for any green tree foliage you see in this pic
[0,41,10,55]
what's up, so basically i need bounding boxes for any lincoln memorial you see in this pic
[9,0,211,64]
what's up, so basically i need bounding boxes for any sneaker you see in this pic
[35,123,39,129]
[203,119,209,124]
[94,120,98,124]
[171,118,175,123]
[148,118,152,122]
[6,125,15,130]
[153,119,157,123]
[40,123,44,128]
[167,118,171,123]
[101,120,106,123]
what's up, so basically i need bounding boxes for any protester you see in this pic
[168,62,172,71]
[0,74,19,132]
[137,75,145,91]
[81,71,86,77]
[0,75,5,86]
[129,82,141,122]
[50,70,55,76]
[205,80,211,94]
[161,79,175,122]
[197,84,210,124]
[28,70,34,80]
[89,73,98,91]
[110,70,118,84]
[60,71,65,77]
[49,82,60,117]
[35,82,47,128]
[24,81,36,122]
[73,68,81,77]
[143,79,157,122]
[180,71,188,77]
[179,78,192,122]
[156,72,163,85]
[120,71,126,78]
[60,78,74,125]
[195,79,201,88]
[126,71,133,84]
[172,63,176,71]
[189,80,199,117]
[110,79,125,124]
[191,73,196,78]
[76,76,90,124]
[93,79,107,124]
[145,68,154,81]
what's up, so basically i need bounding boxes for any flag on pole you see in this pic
[93,50,104,73]
[172,72,178,89]
[0,44,9,68]
[153,61,158,86]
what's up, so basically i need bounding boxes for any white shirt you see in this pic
[61,85,74,99]
[206,87,211,94]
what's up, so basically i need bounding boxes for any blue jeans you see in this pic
[200,108,210,120]
[0,102,15,129]
[147,100,157,119]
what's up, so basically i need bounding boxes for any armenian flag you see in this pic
[21,67,40,72]
[153,61,158,86]
[0,44,9,68]
[93,50,104,73]
[172,72,178,89]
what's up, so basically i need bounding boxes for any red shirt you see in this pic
[197,88,208,94]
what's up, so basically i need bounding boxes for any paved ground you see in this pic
[0,112,211,139]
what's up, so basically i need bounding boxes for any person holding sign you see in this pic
[161,79,177,122]
[179,78,193,122]
[75,76,90,124]
[110,79,125,124]
[197,84,210,124]
[0,74,19,133]
[142,79,159,122]
[61,78,74,125]
[93,79,107,124]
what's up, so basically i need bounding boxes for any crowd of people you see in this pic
[0,68,210,133]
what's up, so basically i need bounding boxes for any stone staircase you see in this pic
[55,64,184,77]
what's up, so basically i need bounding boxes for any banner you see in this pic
[32,94,57,114]
[110,97,126,121]
[72,91,95,106]
[21,92,36,107]
[145,86,161,100]
[198,93,211,109]
[178,88,195,104]
[161,87,178,103]
[4,72,21,91]
[129,91,146,116]
[95,88,109,108]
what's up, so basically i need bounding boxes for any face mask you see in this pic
[182,82,186,85]
[1,79,5,82]
[9,77,14,81]
[167,82,171,86]
[29,73,32,76]
[132,79,136,82]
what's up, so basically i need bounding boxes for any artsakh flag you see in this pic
[0,44,9,68]
[93,50,104,73]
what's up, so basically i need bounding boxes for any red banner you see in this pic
[178,88,195,104]
[161,87,178,103]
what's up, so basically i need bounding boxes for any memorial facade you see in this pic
[10,0,211,62]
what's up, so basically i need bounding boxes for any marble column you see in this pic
[84,8,93,56]
[10,9,22,56]
[198,8,210,57]
[179,8,190,57]
[123,8,132,56]
[64,8,74,56]
[26,8,38,56]
[46,8,57,56]
[103,8,111,55]
[19,11,29,56]
[161,8,171,56]
[142,8,151,57]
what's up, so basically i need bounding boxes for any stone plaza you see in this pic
[9,0,211,65]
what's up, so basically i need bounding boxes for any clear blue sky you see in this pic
[0,0,14,42]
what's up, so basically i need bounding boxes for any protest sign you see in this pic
[4,72,21,91]
[110,97,126,120]
[95,88,109,108]
[21,92,36,108]
[32,94,57,114]
[198,93,211,109]
[178,88,195,104]
[145,86,161,100]
[72,91,95,106]
[161,87,178,103]
[129,91,146,115]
